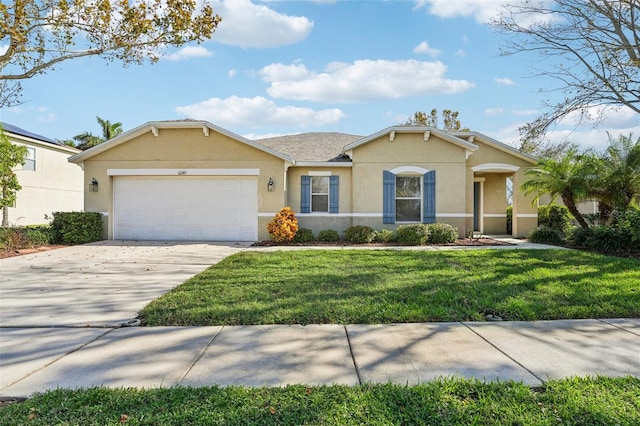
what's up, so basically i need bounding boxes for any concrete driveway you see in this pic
[0,241,249,327]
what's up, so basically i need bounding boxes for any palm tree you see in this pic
[73,116,123,150]
[521,148,601,229]
[592,133,640,221]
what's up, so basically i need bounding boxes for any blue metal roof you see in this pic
[1,122,60,145]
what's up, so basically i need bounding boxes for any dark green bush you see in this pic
[0,225,53,250]
[373,229,396,243]
[538,204,571,233]
[426,223,458,244]
[293,228,315,243]
[529,226,565,246]
[587,225,634,254]
[506,205,513,234]
[344,225,375,244]
[568,226,594,248]
[318,229,340,242]
[24,225,54,246]
[51,212,103,244]
[614,209,640,250]
[396,224,429,246]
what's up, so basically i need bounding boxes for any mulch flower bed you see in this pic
[252,238,515,247]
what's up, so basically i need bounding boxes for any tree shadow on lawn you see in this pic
[140,249,640,326]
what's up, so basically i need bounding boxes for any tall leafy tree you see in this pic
[404,108,469,130]
[0,125,28,227]
[73,116,123,150]
[521,148,601,229]
[492,0,640,142]
[0,0,221,106]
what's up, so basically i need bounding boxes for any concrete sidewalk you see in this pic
[2,319,639,398]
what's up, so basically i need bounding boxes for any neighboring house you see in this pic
[539,193,599,216]
[68,120,539,242]
[3,123,84,226]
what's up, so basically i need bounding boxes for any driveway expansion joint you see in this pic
[343,325,363,385]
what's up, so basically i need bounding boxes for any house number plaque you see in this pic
[177,170,187,175]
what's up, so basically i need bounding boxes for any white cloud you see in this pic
[455,49,466,57]
[511,109,538,117]
[495,77,516,86]
[261,59,475,103]
[414,0,507,23]
[210,0,313,48]
[0,44,7,55]
[485,108,503,117]
[175,96,345,128]
[413,41,441,58]
[414,0,555,25]
[162,46,213,61]
[228,69,237,78]
[36,107,57,123]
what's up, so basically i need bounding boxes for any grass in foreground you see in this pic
[1,377,638,425]
[140,249,640,326]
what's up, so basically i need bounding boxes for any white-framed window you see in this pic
[23,147,36,171]
[311,176,329,212]
[395,175,421,222]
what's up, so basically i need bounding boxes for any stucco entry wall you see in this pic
[349,133,469,235]
[82,128,286,241]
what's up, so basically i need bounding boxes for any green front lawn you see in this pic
[2,377,639,425]
[140,249,640,326]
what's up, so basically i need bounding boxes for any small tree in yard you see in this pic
[0,125,28,227]
[267,207,299,243]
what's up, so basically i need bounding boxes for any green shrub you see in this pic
[506,205,513,234]
[614,209,640,250]
[293,227,315,243]
[396,224,429,246]
[51,212,103,244]
[529,226,565,246]
[24,225,54,246]
[0,225,53,250]
[568,226,594,248]
[344,225,375,244]
[318,229,340,242]
[373,229,396,243]
[538,204,571,233]
[426,223,458,244]
[587,225,633,254]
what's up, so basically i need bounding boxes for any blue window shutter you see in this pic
[383,171,395,224]
[300,176,311,213]
[329,175,339,214]
[423,170,436,223]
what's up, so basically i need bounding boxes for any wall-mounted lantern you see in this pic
[89,178,99,192]
[267,177,274,192]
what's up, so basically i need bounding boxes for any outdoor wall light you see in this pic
[89,178,99,192]
[267,177,274,192]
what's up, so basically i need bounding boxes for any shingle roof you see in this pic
[2,122,60,145]
[255,132,362,162]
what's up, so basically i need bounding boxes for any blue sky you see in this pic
[2,0,639,150]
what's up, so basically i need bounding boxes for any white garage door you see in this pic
[114,177,258,241]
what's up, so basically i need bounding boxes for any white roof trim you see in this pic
[471,163,520,173]
[293,162,352,167]
[343,126,478,153]
[449,131,538,164]
[68,120,295,164]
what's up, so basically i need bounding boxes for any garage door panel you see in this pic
[114,177,258,241]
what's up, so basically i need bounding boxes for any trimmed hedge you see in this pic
[539,204,571,233]
[344,225,375,244]
[426,223,458,244]
[293,227,315,243]
[396,224,429,246]
[51,212,103,244]
[529,226,565,246]
[0,225,54,251]
[318,229,340,242]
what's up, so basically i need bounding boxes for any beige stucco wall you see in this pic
[349,132,469,236]
[9,139,83,226]
[81,127,286,240]
[468,139,538,237]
